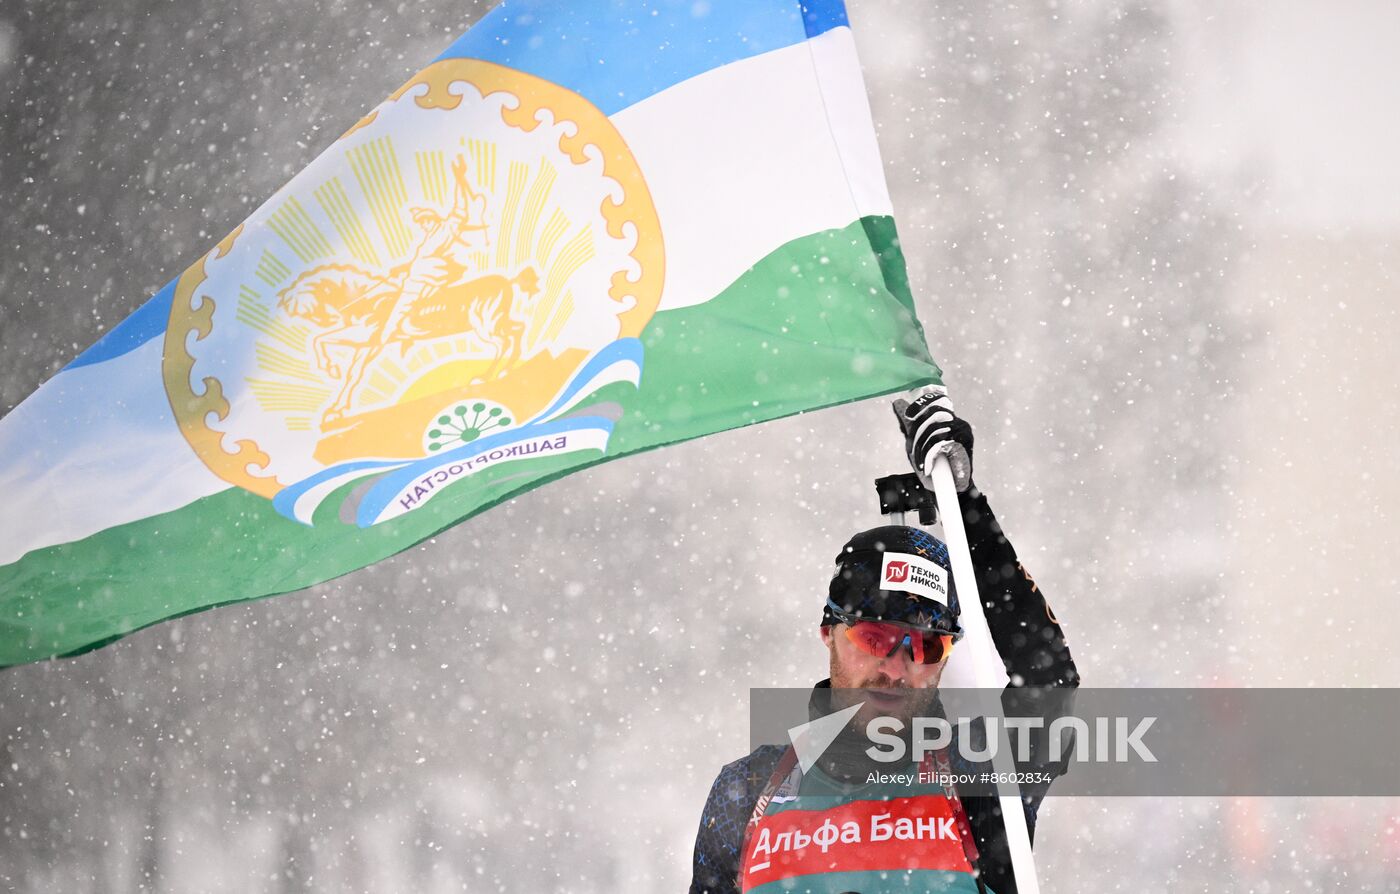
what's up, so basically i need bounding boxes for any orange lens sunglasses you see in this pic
[842,620,955,665]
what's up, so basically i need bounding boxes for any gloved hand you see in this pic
[892,385,974,493]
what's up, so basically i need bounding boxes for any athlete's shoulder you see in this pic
[706,744,786,808]
[720,743,786,781]
[699,745,788,846]
[692,745,788,894]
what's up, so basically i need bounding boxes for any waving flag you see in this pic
[0,0,939,667]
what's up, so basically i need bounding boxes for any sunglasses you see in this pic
[841,619,955,665]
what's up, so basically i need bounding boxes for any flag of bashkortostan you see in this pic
[0,0,940,667]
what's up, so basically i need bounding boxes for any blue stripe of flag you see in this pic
[63,279,175,371]
[437,0,850,116]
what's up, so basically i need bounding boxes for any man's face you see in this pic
[821,622,944,729]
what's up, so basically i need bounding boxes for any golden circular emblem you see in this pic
[162,60,664,504]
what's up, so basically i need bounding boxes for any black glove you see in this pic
[891,386,974,493]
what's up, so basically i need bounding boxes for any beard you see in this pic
[828,658,942,736]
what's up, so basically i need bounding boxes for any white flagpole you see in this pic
[929,452,1042,894]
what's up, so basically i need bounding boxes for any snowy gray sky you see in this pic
[1170,1,1400,231]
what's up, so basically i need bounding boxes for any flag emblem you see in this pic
[161,59,664,525]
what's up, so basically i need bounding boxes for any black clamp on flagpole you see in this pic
[874,473,938,527]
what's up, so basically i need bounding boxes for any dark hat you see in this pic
[823,526,962,637]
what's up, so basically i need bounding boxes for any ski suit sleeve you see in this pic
[958,482,1078,688]
[954,482,1079,894]
[689,747,784,894]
